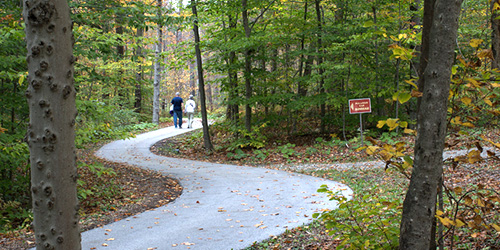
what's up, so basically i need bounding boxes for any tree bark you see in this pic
[226,11,239,124]
[492,0,500,69]
[23,0,81,248]
[192,0,214,152]
[152,0,162,124]
[416,0,434,112]
[399,0,463,248]
[315,0,326,133]
[134,22,144,113]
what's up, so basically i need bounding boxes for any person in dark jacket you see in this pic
[171,92,183,128]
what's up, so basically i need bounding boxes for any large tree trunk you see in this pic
[23,0,81,249]
[399,0,463,248]
[192,0,214,152]
[152,0,162,124]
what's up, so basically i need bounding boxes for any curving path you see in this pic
[81,121,353,250]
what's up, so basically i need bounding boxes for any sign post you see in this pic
[349,98,372,146]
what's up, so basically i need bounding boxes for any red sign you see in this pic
[349,98,371,114]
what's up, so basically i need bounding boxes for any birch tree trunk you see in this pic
[23,0,81,248]
[152,0,162,124]
[399,0,463,248]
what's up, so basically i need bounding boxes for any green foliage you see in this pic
[227,148,248,160]
[75,100,143,147]
[77,162,120,210]
[0,198,32,233]
[314,184,401,249]
[227,123,268,151]
[277,143,297,159]
[0,134,30,203]
[252,149,268,161]
[305,147,318,156]
[0,131,30,232]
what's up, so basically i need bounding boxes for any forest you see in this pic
[1,0,500,249]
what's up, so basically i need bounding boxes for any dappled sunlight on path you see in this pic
[81,122,352,250]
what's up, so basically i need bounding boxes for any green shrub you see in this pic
[0,198,32,233]
[0,132,30,204]
[314,185,401,249]
[226,123,268,151]
[77,162,121,210]
[277,143,296,159]
[227,148,248,160]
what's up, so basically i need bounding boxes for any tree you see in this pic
[492,0,500,69]
[241,0,253,132]
[399,0,463,248]
[191,0,214,152]
[23,0,81,249]
[153,0,162,124]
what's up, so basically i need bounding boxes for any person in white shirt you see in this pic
[185,95,196,129]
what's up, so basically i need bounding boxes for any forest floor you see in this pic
[1,123,500,249]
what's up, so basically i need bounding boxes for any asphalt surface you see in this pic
[81,121,353,250]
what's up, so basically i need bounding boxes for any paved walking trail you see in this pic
[81,121,353,250]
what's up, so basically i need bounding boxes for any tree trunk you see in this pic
[315,0,326,133]
[152,0,162,124]
[226,12,239,125]
[242,0,253,132]
[416,0,434,112]
[23,0,81,248]
[192,0,214,152]
[492,0,500,69]
[189,57,196,96]
[399,0,463,248]
[134,23,144,113]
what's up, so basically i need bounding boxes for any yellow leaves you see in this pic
[484,96,493,106]
[466,78,482,88]
[461,97,472,106]
[435,211,465,228]
[0,127,7,134]
[453,186,463,195]
[377,118,414,133]
[480,135,500,149]
[365,146,380,155]
[18,74,25,84]
[437,216,455,227]
[477,49,493,60]
[405,79,418,89]
[385,118,399,130]
[455,219,466,228]
[393,91,412,104]
[403,128,415,134]
[464,196,473,206]
[388,44,413,60]
[451,116,475,128]
[467,149,482,164]
[492,224,500,232]
[494,1,500,11]
[469,39,483,48]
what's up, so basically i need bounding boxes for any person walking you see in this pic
[171,92,183,128]
[185,95,196,129]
